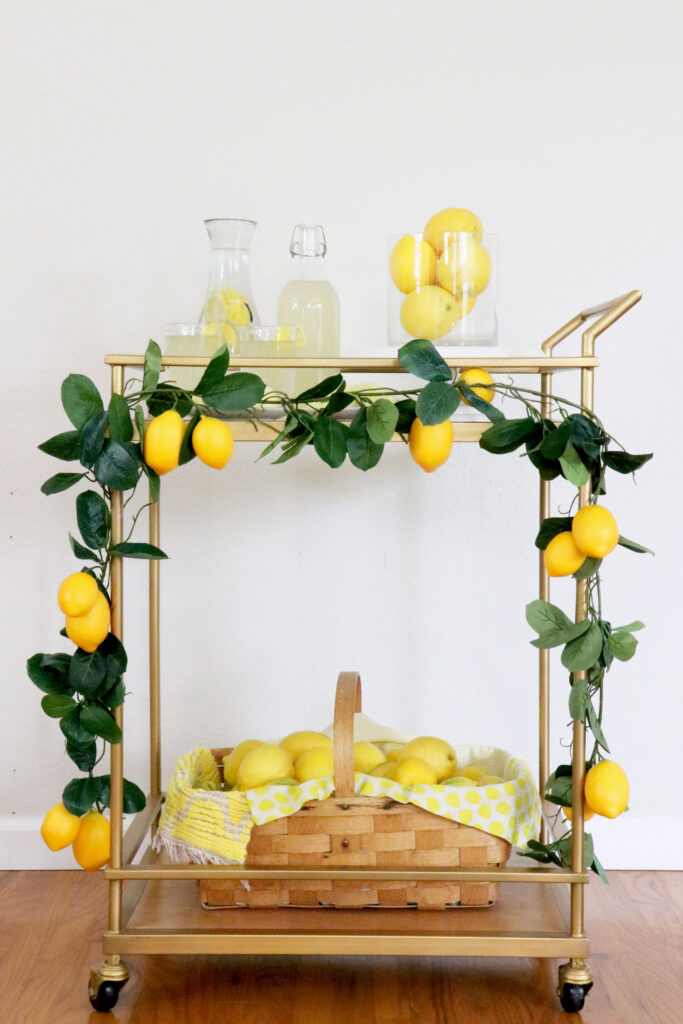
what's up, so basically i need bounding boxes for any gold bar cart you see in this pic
[90,290,642,1013]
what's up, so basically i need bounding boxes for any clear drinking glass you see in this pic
[164,323,243,391]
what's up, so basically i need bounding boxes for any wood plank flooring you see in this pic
[0,870,680,1023]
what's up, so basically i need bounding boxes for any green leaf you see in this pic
[526,443,562,480]
[559,442,590,487]
[66,738,98,772]
[545,772,574,805]
[394,398,417,434]
[607,631,639,662]
[397,338,452,382]
[459,386,504,422]
[80,704,122,744]
[61,374,104,430]
[602,450,653,474]
[591,850,609,884]
[143,339,163,393]
[178,408,201,466]
[100,678,125,708]
[146,383,193,418]
[99,776,147,813]
[568,678,589,722]
[530,618,591,649]
[94,440,140,490]
[367,399,399,443]
[60,707,93,745]
[573,556,602,580]
[69,647,108,696]
[108,393,134,444]
[616,620,645,633]
[109,542,168,560]
[27,653,73,695]
[295,374,344,402]
[561,621,604,671]
[41,693,78,718]
[586,698,610,751]
[346,408,384,471]
[202,372,265,412]
[76,490,110,550]
[479,417,538,455]
[62,776,105,816]
[134,404,146,444]
[313,417,347,468]
[415,381,461,426]
[41,471,86,495]
[618,534,655,555]
[273,432,313,464]
[535,517,573,550]
[541,414,603,460]
[69,532,98,562]
[195,343,230,395]
[258,416,298,461]
[38,430,82,461]
[98,633,127,685]
[323,391,355,417]
[143,463,160,502]
[525,599,573,634]
[79,411,109,468]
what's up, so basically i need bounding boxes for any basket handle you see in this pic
[333,671,362,797]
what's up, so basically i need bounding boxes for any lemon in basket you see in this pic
[371,762,395,778]
[460,765,487,783]
[479,774,504,785]
[399,737,457,781]
[236,744,293,791]
[294,746,335,783]
[280,731,333,761]
[389,756,438,786]
[222,740,263,788]
[442,776,472,787]
[353,741,385,774]
[385,746,406,762]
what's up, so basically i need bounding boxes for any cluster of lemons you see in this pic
[544,505,619,576]
[41,803,110,871]
[58,571,110,652]
[391,208,491,342]
[408,367,496,473]
[144,409,234,475]
[221,732,504,792]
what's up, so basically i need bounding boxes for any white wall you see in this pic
[2,0,681,869]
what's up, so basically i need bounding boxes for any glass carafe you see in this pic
[200,218,260,334]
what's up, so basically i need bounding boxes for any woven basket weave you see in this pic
[198,672,511,910]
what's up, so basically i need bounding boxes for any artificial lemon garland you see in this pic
[28,338,652,876]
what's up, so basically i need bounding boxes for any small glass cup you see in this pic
[388,232,498,348]
[164,322,241,391]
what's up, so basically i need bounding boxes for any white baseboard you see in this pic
[2,814,682,871]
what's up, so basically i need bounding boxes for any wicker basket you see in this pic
[198,672,511,910]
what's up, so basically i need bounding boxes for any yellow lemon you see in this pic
[409,417,454,473]
[460,765,487,783]
[390,236,437,293]
[400,737,457,781]
[269,777,298,786]
[423,208,484,255]
[371,762,395,778]
[202,322,237,349]
[379,742,405,757]
[203,287,251,326]
[479,774,504,785]
[457,368,495,404]
[294,746,335,783]
[280,731,333,761]
[72,811,110,872]
[57,572,99,617]
[386,746,406,762]
[543,531,586,577]
[400,285,459,341]
[584,760,629,818]
[442,776,472,787]
[41,802,82,851]
[353,741,385,774]
[143,409,185,476]
[65,590,110,653]
[572,505,619,559]
[222,739,263,788]
[389,756,438,786]
[437,241,492,296]
[236,744,293,791]
[192,417,234,469]
[563,802,596,823]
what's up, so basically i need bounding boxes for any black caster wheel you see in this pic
[559,981,593,1013]
[89,979,125,1012]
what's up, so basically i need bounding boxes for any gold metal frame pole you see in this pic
[108,365,125,934]
[539,371,552,844]
[149,491,161,797]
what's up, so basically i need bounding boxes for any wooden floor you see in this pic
[0,871,680,1023]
